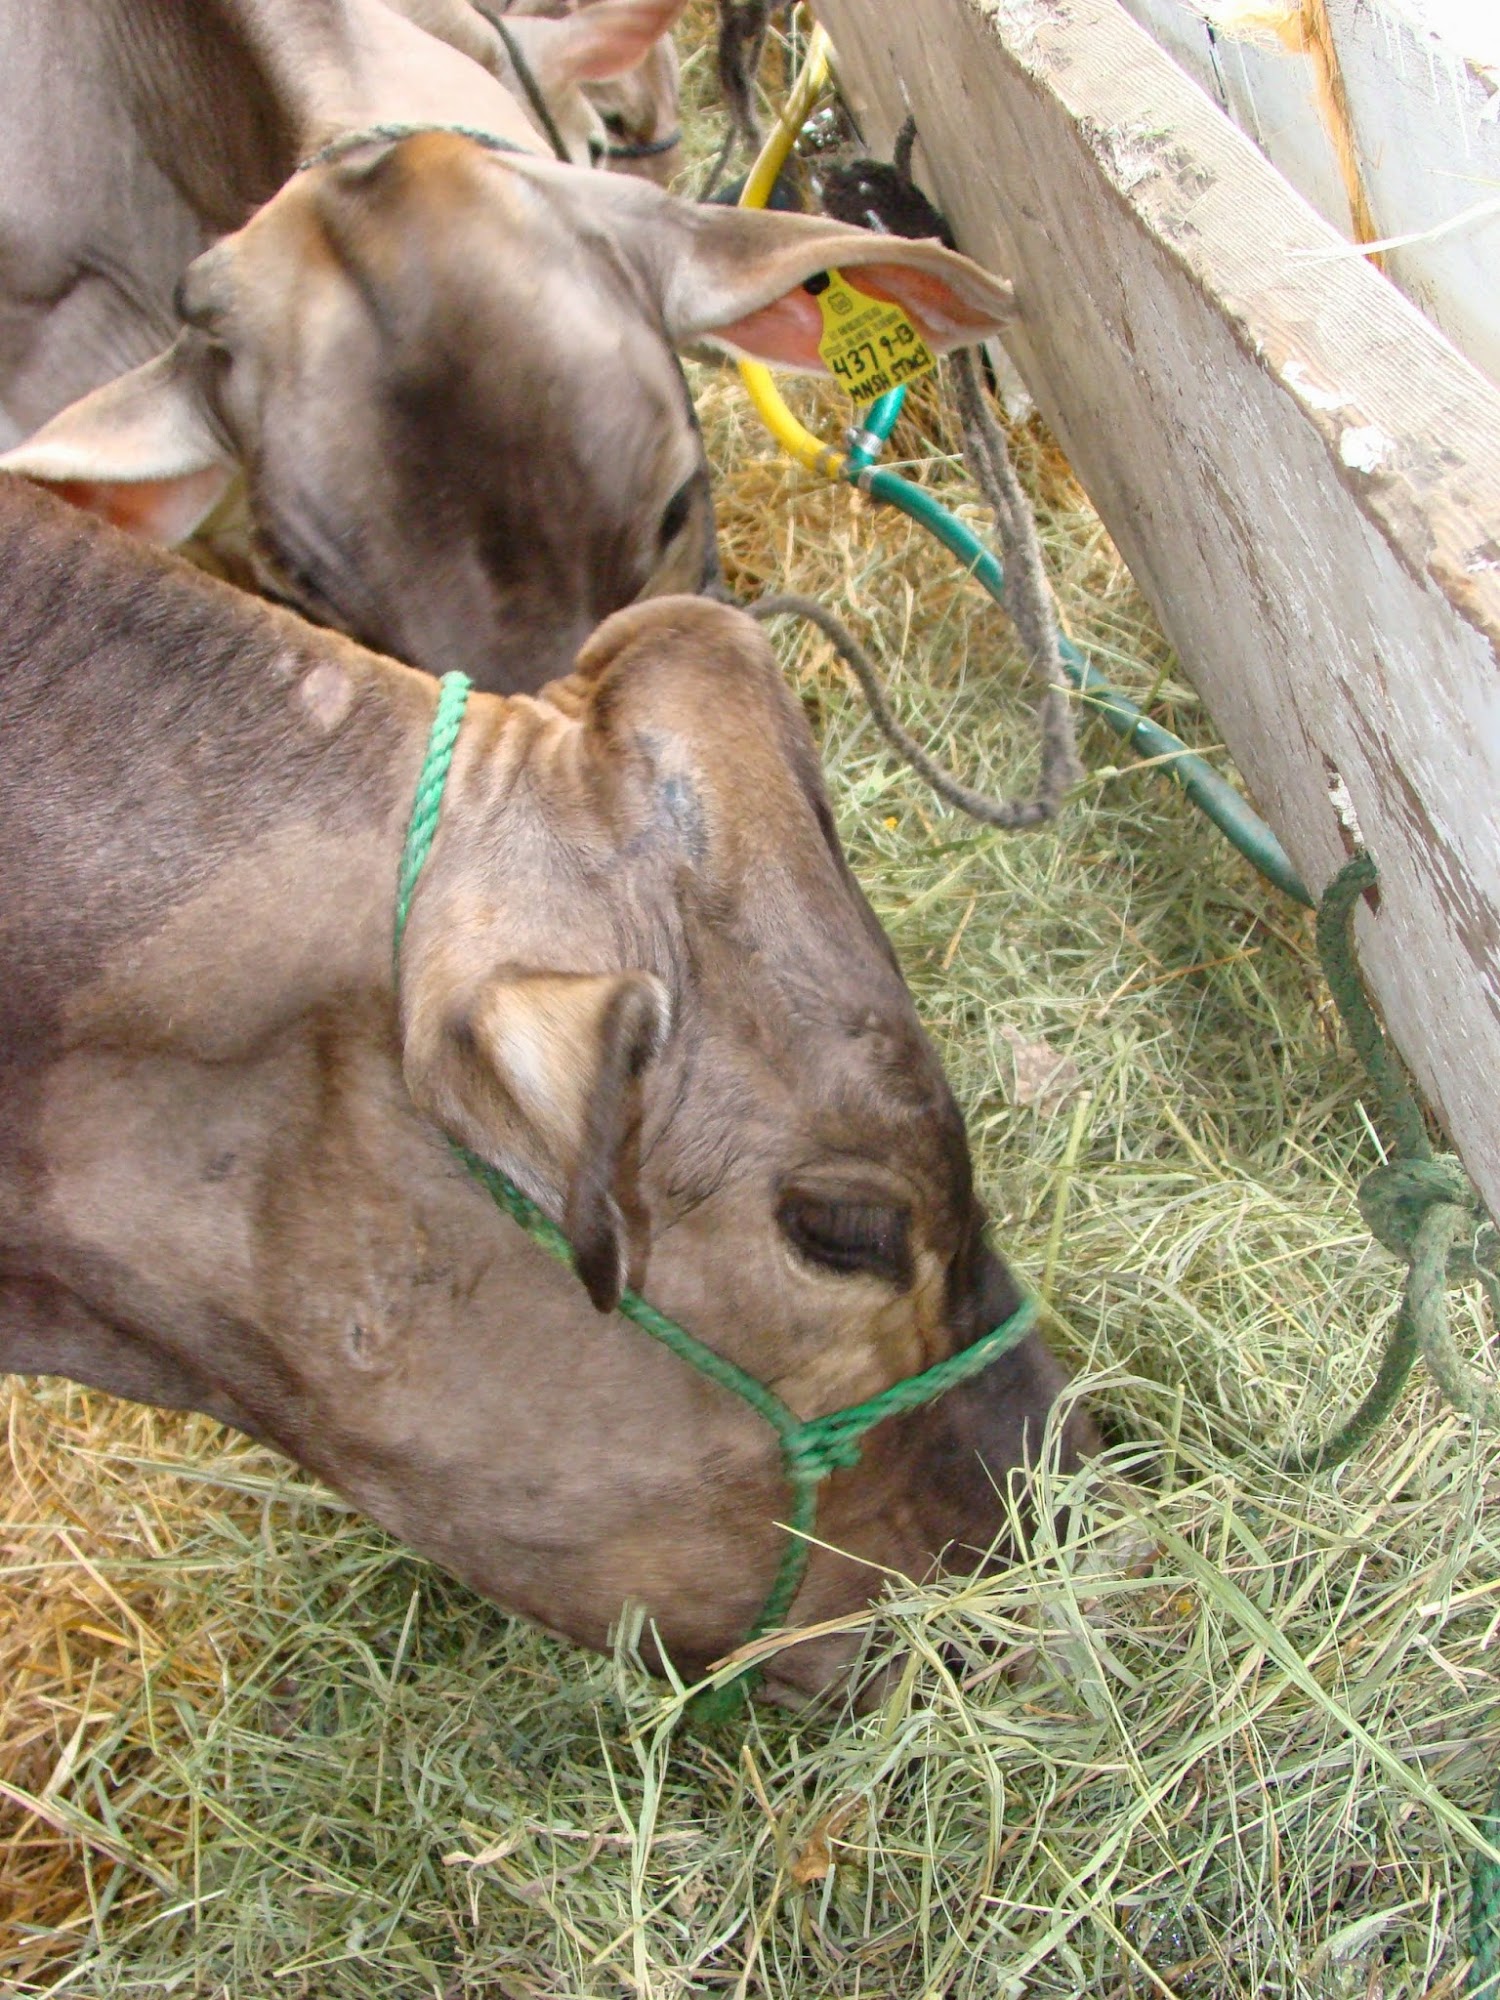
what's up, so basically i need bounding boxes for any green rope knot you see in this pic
[1288,853,1499,1471]
[1298,858,1500,1991]
[1359,1158,1498,1281]
[784,1423,867,1478]
[682,1676,758,1728]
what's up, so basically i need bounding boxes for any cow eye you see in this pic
[251,530,342,629]
[173,272,227,343]
[777,1192,913,1287]
[658,476,696,549]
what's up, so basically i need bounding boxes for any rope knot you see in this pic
[785,1422,866,1480]
[1358,1157,1497,1279]
[1286,854,1500,1470]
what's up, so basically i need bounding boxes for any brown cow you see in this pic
[458,0,687,182]
[0,1,1018,695]
[0,477,1093,1698]
[383,0,685,175]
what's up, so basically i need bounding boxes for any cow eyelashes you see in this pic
[252,531,342,630]
[658,476,696,550]
[777,1192,914,1288]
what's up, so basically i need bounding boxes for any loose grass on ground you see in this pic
[3,18,1498,1997]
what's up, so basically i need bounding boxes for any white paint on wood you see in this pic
[1112,0,1500,384]
[1333,0,1500,384]
[1385,0,1500,64]
[817,0,1500,1222]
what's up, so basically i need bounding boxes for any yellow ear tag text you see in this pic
[809,268,937,405]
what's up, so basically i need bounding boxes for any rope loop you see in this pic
[749,593,1079,829]
[1358,1157,1492,1275]
[1286,853,1498,1471]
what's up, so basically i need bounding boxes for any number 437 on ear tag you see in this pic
[806,268,938,404]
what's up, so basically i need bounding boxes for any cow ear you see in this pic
[404,969,670,1313]
[518,0,687,88]
[0,340,233,544]
[651,206,1017,368]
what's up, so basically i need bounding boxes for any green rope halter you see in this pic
[394,672,1040,1720]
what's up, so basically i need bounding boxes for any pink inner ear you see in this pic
[707,260,1006,370]
[838,261,1001,341]
[706,285,827,368]
[41,467,229,544]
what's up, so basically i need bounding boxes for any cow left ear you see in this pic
[403,968,670,1313]
[647,204,1017,369]
[0,339,234,543]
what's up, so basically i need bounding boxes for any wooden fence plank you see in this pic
[817,0,1500,1222]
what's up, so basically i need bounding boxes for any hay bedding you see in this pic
[3,18,1498,1999]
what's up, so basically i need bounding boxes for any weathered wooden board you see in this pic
[1118,0,1500,386]
[816,0,1500,1221]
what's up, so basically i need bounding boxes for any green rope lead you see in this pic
[1284,853,1498,1473]
[394,673,1041,1720]
[394,670,473,981]
[1316,855,1429,1163]
[1278,855,1498,1992]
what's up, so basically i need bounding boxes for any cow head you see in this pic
[493,0,685,181]
[490,0,686,179]
[377,596,1095,1697]
[0,136,1016,695]
[586,33,682,183]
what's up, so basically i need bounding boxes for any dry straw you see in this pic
[4,12,1498,1996]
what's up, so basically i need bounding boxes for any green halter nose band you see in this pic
[394,671,1040,1719]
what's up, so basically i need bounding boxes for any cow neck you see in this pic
[395,673,1042,1724]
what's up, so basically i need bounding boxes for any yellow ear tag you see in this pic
[808,268,938,405]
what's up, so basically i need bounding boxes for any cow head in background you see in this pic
[0,138,1016,693]
[382,0,686,174]
[486,0,686,182]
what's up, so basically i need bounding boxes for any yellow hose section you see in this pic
[734,24,847,480]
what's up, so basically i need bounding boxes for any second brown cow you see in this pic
[0,477,1093,1699]
[0,0,1017,694]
